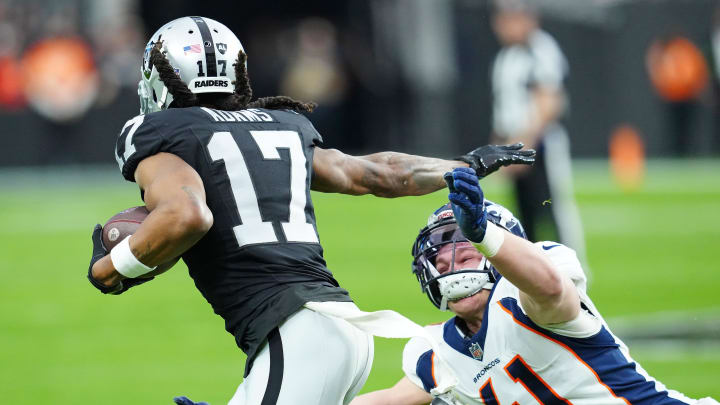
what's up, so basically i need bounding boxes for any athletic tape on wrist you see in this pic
[471,221,505,257]
[110,236,157,278]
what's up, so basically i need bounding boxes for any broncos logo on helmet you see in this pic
[411,201,526,310]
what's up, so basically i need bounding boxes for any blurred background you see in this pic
[0,0,718,403]
[1,0,719,161]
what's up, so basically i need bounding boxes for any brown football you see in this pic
[102,206,150,250]
[102,206,179,277]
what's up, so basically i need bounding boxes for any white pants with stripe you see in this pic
[229,304,374,405]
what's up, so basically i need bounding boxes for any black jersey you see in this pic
[114,106,351,373]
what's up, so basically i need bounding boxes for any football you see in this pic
[102,206,150,250]
[102,206,179,276]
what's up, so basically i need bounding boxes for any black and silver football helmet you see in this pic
[411,201,526,310]
[139,16,245,114]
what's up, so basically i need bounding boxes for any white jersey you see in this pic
[492,29,567,138]
[403,242,696,405]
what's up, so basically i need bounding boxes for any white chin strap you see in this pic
[437,259,492,311]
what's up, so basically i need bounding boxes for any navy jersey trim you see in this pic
[498,298,692,405]
[442,277,502,360]
[415,349,436,393]
[479,379,500,405]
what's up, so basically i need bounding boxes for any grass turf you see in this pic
[0,159,718,403]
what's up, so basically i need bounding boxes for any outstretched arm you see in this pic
[311,148,459,197]
[89,152,213,292]
[350,377,431,405]
[311,144,534,198]
[446,167,579,325]
[482,231,580,325]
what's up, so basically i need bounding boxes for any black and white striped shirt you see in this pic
[491,30,568,138]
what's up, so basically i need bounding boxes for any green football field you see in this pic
[1,159,718,404]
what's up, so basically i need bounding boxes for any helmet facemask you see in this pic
[412,219,495,311]
[139,41,172,114]
[412,201,526,311]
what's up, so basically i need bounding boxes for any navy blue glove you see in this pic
[173,396,210,405]
[444,167,488,243]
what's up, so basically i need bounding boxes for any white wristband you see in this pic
[110,236,157,278]
[471,221,505,257]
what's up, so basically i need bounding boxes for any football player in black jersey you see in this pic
[86,16,535,405]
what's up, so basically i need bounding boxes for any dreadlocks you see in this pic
[149,41,316,114]
[149,42,199,108]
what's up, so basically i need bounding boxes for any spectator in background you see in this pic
[90,12,145,107]
[281,18,347,108]
[489,0,587,265]
[280,17,349,145]
[0,2,25,110]
[22,37,99,122]
[0,0,143,115]
[646,33,709,156]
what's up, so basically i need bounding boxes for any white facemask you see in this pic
[436,258,493,311]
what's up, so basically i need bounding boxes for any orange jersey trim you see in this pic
[431,352,438,388]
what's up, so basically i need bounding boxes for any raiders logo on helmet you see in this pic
[194,79,229,88]
[216,43,227,54]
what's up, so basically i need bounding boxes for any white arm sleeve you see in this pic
[534,242,602,338]
[402,336,432,390]
[536,242,587,293]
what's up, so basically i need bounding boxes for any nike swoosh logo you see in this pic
[542,244,561,250]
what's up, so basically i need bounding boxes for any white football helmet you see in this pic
[412,202,527,310]
[139,16,245,114]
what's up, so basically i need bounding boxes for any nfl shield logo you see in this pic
[216,43,227,54]
[469,343,483,360]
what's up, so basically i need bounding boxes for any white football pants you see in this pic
[229,304,374,405]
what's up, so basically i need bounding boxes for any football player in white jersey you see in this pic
[351,168,718,405]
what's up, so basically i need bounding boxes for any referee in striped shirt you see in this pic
[490,0,587,265]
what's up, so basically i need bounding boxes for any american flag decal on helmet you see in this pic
[183,44,203,55]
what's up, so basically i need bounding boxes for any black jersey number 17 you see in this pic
[207,130,319,248]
